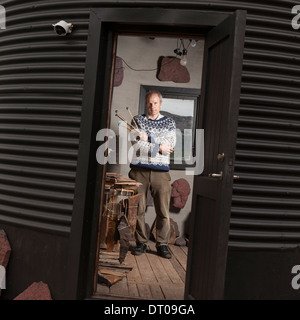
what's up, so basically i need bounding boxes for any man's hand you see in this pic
[159,143,174,155]
[136,130,148,141]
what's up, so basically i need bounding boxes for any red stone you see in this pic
[0,230,11,268]
[157,57,190,83]
[14,281,52,300]
[171,178,191,209]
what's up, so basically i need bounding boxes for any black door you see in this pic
[70,7,246,299]
[185,11,246,300]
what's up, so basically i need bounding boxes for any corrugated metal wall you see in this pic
[0,0,299,297]
[231,1,300,250]
[0,0,90,235]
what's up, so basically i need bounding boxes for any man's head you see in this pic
[145,90,162,119]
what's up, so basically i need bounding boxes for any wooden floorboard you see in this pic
[149,284,165,300]
[180,245,188,255]
[136,254,157,283]
[96,240,188,300]
[169,245,187,270]
[159,255,183,285]
[109,277,129,296]
[161,284,184,300]
[128,283,139,298]
[169,255,186,283]
[137,283,152,299]
[125,252,142,283]
[146,251,172,284]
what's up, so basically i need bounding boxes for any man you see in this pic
[129,90,176,259]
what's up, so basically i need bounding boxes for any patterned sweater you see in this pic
[130,114,176,171]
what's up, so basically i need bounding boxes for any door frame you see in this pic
[67,7,246,300]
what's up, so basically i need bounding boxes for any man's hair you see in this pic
[145,90,163,103]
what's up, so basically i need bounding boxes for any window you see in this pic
[139,85,200,169]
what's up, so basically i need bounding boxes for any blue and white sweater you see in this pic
[130,114,176,172]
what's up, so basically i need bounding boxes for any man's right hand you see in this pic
[136,130,148,142]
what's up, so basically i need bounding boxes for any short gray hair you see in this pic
[145,90,163,103]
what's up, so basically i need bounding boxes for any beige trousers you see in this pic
[129,166,172,245]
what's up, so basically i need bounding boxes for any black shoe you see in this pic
[132,242,147,255]
[156,244,172,259]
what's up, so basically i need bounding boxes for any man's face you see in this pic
[146,94,162,118]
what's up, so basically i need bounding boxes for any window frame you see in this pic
[139,84,200,170]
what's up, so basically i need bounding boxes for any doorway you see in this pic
[69,7,246,300]
[95,34,204,299]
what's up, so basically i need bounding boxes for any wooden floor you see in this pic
[95,241,187,300]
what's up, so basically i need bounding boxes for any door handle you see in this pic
[209,171,223,179]
[217,153,225,161]
[208,172,239,180]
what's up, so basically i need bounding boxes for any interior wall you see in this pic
[108,35,204,237]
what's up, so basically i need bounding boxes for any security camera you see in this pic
[52,20,73,36]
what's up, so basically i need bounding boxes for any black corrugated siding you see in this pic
[233,2,300,250]
[0,1,90,235]
[0,0,299,246]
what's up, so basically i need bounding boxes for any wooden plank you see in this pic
[109,277,129,296]
[98,272,124,287]
[100,250,120,257]
[146,241,182,284]
[99,269,126,277]
[137,283,152,299]
[97,283,110,295]
[127,279,182,286]
[149,284,164,299]
[99,258,131,267]
[99,258,119,264]
[146,252,172,284]
[128,283,139,298]
[180,245,188,255]
[100,253,119,257]
[169,255,186,283]
[161,285,184,300]
[125,253,142,283]
[99,264,133,273]
[98,264,133,273]
[160,258,184,285]
[169,244,187,270]
[135,254,157,283]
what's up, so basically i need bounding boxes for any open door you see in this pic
[70,7,247,299]
[185,11,246,300]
